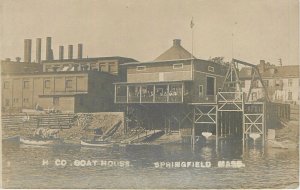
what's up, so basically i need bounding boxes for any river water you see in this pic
[2,140,299,189]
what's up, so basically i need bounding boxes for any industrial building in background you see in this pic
[1,37,137,113]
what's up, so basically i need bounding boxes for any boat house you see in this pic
[114,39,228,137]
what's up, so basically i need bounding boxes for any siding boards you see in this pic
[127,61,192,83]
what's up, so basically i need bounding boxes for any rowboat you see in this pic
[20,137,63,146]
[2,135,20,142]
[80,140,112,147]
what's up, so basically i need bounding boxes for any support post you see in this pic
[139,85,142,103]
[216,105,218,151]
[126,86,129,103]
[192,106,195,151]
[153,85,156,102]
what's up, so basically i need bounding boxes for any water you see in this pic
[2,141,299,189]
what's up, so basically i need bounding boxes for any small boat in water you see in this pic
[20,137,63,146]
[80,140,112,147]
[2,135,20,143]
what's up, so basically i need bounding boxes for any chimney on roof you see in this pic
[68,45,73,59]
[258,60,266,72]
[173,39,181,46]
[59,46,64,60]
[46,37,52,61]
[36,38,42,63]
[78,43,83,59]
[24,39,32,63]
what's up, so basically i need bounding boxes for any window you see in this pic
[4,81,10,89]
[5,99,10,106]
[251,92,257,101]
[208,66,214,72]
[99,63,106,72]
[288,92,292,100]
[108,63,115,73]
[23,98,29,103]
[240,81,245,88]
[275,80,282,87]
[263,80,269,87]
[53,97,59,106]
[44,80,51,89]
[173,63,183,69]
[199,85,203,97]
[206,76,215,95]
[23,81,30,89]
[13,98,19,103]
[66,80,73,88]
[252,80,258,88]
[136,66,146,71]
[288,79,293,87]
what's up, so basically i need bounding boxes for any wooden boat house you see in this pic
[114,39,227,136]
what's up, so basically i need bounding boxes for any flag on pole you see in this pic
[190,17,194,29]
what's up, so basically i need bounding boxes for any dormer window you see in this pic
[173,63,183,69]
[208,66,214,72]
[136,66,146,71]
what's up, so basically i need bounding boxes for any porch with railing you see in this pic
[115,83,185,103]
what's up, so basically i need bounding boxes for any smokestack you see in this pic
[24,39,32,63]
[36,38,42,63]
[78,44,83,59]
[46,37,52,61]
[59,46,64,60]
[68,45,73,59]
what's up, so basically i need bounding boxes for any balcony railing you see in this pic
[116,94,183,103]
[115,83,184,104]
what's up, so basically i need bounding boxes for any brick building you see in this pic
[1,37,137,113]
[2,71,115,113]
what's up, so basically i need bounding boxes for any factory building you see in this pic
[1,37,137,113]
[2,71,115,113]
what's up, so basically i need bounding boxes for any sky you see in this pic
[1,0,299,66]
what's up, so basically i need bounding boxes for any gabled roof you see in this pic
[154,39,196,61]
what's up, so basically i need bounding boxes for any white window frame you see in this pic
[288,79,293,87]
[208,66,214,72]
[136,66,146,71]
[4,81,10,89]
[173,63,183,69]
[199,85,203,97]
[263,80,269,87]
[66,80,73,88]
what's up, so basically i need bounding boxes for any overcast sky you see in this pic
[1,0,299,65]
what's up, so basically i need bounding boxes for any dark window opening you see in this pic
[4,81,10,89]
[44,80,51,88]
[66,80,73,88]
[206,77,215,96]
[23,81,30,89]
[53,97,59,106]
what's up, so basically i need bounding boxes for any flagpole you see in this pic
[191,17,194,80]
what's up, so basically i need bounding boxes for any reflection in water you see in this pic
[2,140,299,189]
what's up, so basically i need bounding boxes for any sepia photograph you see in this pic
[1,0,299,189]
